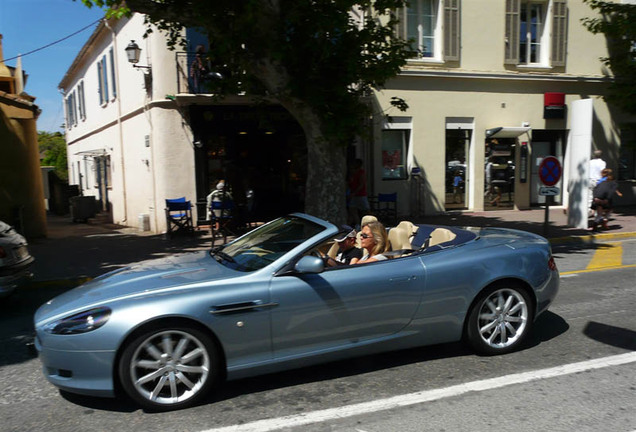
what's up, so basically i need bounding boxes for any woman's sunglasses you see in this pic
[360,233,371,239]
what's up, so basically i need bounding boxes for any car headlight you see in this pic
[44,307,111,335]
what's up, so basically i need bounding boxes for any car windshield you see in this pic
[210,216,325,272]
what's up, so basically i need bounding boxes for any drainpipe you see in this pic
[104,19,128,223]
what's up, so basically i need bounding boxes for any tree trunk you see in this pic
[304,131,348,225]
[280,100,348,225]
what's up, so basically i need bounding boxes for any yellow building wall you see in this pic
[0,101,47,238]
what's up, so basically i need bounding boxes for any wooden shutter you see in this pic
[444,0,461,61]
[504,0,520,65]
[551,0,568,67]
[395,7,408,41]
[97,63,104,105]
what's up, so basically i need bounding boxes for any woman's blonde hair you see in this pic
[366,221,389,255]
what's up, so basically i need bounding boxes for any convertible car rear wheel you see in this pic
[119,325,220,411]
[466,284,533,355]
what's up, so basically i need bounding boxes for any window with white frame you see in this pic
[396,0,460,62]
[505,0,567,67]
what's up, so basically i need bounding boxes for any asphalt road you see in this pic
[0,239,634,432]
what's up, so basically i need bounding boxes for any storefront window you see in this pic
[381,130,409,180]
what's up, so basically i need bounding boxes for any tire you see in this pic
[465,283,534,355]
[118,324,220,411]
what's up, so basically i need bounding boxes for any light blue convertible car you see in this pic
[34,213,559,411]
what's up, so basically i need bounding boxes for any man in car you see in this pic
[325,225,363,266]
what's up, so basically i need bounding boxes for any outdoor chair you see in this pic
[165,197,194,237]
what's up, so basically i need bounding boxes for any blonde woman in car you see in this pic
[351,221,389,264]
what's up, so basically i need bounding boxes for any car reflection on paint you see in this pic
[34,213,559,411]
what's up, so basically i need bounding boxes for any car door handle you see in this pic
[209,301,278,315]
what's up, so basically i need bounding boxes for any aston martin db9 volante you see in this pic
[34,213,559,411]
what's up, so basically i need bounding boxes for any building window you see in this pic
[381,130,409,180]
[65,90,78,128]
[396,0,460,62]
[505,0,567,67]
[520,2,544,64]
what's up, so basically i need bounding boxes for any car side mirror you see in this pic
[294,255,325,274]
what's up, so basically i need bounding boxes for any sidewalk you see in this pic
[414,205,636,244]
[26,206,636,285]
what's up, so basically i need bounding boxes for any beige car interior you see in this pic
[324,215,458,264]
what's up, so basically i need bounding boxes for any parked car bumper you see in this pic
[0,256,34,297]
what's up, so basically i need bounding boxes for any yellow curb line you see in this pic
[550,232,636,244]
[560,264,636,276]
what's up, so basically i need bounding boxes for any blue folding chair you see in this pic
[165,197,193,237]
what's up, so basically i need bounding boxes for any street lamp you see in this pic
[125,40,151,71]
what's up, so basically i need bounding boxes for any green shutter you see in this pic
[504,0,520,65]
[444,0,461,61]
[551,0,568,67]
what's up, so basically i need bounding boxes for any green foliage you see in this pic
[38,131,68,181]
[582,0,636,114]
[80,0,413,146]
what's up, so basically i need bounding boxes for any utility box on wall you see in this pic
[544,92,566,119]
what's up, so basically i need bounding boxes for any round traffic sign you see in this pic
[538,156,561,186]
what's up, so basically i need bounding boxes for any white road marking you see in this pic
[202,352,636,432]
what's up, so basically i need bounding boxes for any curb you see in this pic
[549,231,636,245]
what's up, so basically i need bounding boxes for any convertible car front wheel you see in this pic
[118,324,220,411]
[466,284,534,355]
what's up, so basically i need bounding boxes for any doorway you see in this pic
[445,129,471,211]
[484,138,516,210]
[94,155,111,213]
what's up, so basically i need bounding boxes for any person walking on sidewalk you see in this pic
[591,171,622,230]
[588,150,606,215]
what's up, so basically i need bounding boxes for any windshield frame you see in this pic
[210,214,333,272]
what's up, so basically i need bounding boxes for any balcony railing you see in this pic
[176,51,229,95]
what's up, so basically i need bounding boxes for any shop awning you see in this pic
[485,126,531,139]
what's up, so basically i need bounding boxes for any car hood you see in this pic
[35,251,237,321]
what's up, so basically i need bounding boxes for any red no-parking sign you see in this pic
[538,156,562,186]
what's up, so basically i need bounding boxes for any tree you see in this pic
[82,0,412,223]
[583,0,636,115]
[38,131,68,181]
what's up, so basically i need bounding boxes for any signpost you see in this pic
[538,156,562,236]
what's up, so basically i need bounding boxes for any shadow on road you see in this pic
[583,321,636,351]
